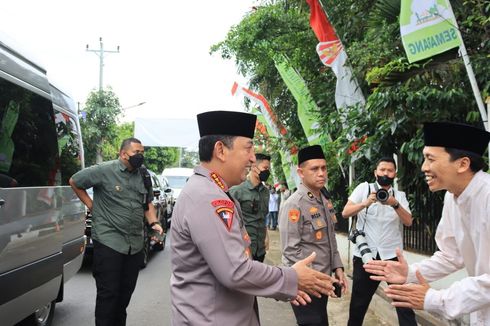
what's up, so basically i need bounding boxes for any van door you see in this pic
[0,76,63,323]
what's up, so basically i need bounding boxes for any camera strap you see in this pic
[349,182,371,235]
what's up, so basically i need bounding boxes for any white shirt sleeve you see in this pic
[396,190,411,214]
[424,274,490,320]
[407,203,464,284]
[406,194,490,320]
[349,182,369,204]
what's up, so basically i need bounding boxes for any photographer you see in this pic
[342,156,416,326]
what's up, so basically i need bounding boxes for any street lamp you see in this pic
[122,101,146,111]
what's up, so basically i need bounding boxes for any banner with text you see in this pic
[400,0,461,63]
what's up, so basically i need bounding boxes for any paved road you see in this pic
[52,232,387,325]
[52,240,297,326]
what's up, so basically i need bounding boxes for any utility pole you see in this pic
[86,37,120,163]
[86,37,120,92]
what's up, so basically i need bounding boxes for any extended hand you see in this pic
[363,248,408,284]
[385,270,430,310]
[290,290,311,306]
[292,252,334,298]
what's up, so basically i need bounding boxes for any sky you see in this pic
[2,0,257,122]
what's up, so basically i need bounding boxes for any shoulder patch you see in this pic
[215,207,234,231]
[211,199,234,208]
[288,208,300,223]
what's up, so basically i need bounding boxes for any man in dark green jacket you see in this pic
[69,137,163,326]
[230,153,271,262]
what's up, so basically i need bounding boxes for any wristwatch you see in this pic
[392,202,400,209]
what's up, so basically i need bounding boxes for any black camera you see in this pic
[348,229,373,263]
[375,188,389,202]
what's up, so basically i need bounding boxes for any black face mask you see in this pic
[376,174,394,186]
[259,170,270,182]
[128,153,144,169]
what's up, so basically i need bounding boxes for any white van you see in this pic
[161,167,193,201]
[0,37,86,325]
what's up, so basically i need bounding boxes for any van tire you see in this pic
[17,300,56,326]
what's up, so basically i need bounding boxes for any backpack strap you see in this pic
[139,165,152,211]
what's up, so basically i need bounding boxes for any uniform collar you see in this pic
[245,178,263,190]
[117,159,130,172]
[194,165,229,192]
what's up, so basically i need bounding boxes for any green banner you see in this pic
[400,0,461,63]
[273,54,323,145]
[252,107,296,188]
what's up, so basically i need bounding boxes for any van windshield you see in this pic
[166,176,189,189]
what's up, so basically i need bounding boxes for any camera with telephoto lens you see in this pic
[375,188,389,203]
[348,229,374,263]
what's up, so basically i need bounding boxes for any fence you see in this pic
[403,184,444,254]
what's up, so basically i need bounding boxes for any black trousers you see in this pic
[291,295,328,326]
[92,240,143,326]
[347,255,417,326]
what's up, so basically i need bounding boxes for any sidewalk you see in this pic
[264,229,388,326]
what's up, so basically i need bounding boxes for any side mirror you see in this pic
[153,190,161,197]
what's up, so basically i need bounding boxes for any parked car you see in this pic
[141,170,173,267]
[159,175,174,227]
[84,169,173,268]
[0,37,85,325]
[161,167,194,204]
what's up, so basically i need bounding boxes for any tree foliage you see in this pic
[80,88,122,165]
[213,0,490,241]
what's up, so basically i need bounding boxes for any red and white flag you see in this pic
[306,0,365,108]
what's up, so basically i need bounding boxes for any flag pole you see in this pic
[445,0,488,130]
[458,41,488,130]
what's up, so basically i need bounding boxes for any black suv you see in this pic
[141,170,173,267]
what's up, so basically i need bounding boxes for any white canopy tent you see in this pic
[134,118,200,149]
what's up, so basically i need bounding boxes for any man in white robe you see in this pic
[364,122,490,325]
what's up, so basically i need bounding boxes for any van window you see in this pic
[55,110,82,185]
[0,78,59,187]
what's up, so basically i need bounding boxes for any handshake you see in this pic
[290,252,347,305]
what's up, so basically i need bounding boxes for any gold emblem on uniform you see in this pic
[115,185,121,191]
[288,209,300,223]
[315,230,323,240]
[309,207,318,214]
[316,219,323,227]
